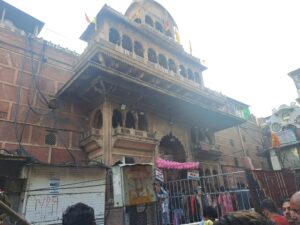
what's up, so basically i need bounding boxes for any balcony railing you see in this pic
[193,141,223,160]
[113,127,156,139]
[79,128,103,155]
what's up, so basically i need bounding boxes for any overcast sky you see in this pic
[5,0,300,117]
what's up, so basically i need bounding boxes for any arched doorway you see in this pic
[159,134,186,181]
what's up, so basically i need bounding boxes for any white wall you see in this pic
[21,165,106,225]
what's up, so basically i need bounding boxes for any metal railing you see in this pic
[155,171,252,225]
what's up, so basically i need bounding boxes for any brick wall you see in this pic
[216,121,268,170]
[0,27,88,163]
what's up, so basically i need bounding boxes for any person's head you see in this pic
[203,206,218,221]
[213,210,274,225]
[282,198,291,220]
[62,203,95,225]
[261,199,279,218]
[290,191,300,224]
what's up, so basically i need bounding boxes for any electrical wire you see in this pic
[17,36,46,158]
[28,191,105,197]
[51,110,77,164]
[6,178,106,195]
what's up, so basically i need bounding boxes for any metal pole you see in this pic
[237,125,247,157]
[0,200,30,225]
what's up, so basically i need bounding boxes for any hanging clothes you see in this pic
[217,192,234,215]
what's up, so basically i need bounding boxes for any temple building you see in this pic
[0,0,267,224]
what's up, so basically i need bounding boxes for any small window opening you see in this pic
[122,35,133,52]
[155,21,163,33]
[138,113,147,131]
[124,156,135,164]
[148,48,157,63]
[134,18,141,24]
[92,109,103,129]
[45,132,56,145]
[125,111,135,129]
[134,41,144,57]
[168,59,176,73]
[145,15,154,27]
[188,69,194,81]
[109,28,120,45]
[112,109,122,128]
[194,72,201,84]
[179,65,187,77]
[158,54,167,69]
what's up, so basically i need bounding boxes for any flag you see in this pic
[189,40,192,55]
[85,13,97,31]
[174,26,180,43]
[85,13,91,23]
[242,107,250,119]
[163,21,170,31]
[163,14,170,31]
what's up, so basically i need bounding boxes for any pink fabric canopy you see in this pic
[156,158,200,170]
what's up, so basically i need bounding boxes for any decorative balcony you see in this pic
[193,141,223,160]
[79,128,103,159]
[112,127,158,151]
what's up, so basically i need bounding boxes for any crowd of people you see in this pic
[1,188,300,225]
[58,191,300,225]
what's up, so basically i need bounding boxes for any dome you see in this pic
[125,0,178,39]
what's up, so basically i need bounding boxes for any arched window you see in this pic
[166,30,172,38]
[194,72,202,84]
[109,28,120,45]
[125,111,135,129]
[168,59,176,73]
[188,69,194,81]
[145,15,153,27]
[148,48,157,63]
[158,54,167,69]
[92,109,103,129]
[112,109,122,128]
[138,113,147,131]
[134,41,144,58]
[179,65,187,77]
[134,18,141,24]
[155,21,163,33]
[122,35,132,52]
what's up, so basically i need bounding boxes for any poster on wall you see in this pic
[122,164,156,206]
[49,178,60,194]
[155,168,164,182]
[187,170,199,179]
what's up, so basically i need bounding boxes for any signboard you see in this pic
[123,164,156,206]
[187,170,199,179]
[155,168,164,182]
[49,178,60,194]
